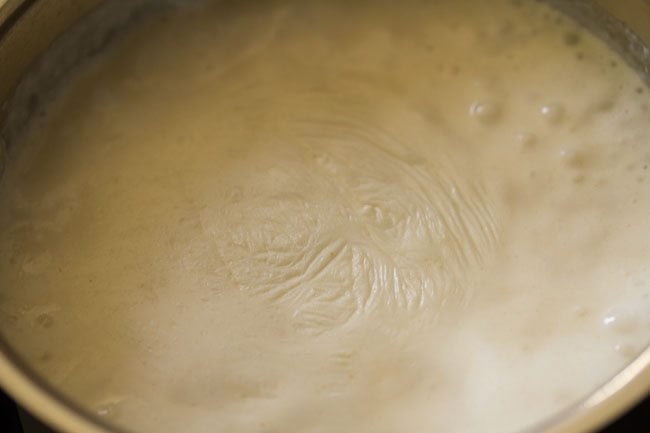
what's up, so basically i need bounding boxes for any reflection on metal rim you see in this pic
[527,346,650,433]
[0,337,129,433]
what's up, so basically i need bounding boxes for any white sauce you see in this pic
[0,0,649,432]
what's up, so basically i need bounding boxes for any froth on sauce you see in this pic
[0,0,649,432]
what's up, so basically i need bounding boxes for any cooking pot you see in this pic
[0,1,649,432]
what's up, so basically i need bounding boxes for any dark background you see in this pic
[1,387,648,433]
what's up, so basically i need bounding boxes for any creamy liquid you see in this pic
[1,0,650,432]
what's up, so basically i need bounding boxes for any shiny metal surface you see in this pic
[0,1,649,433]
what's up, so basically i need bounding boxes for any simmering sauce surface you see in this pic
[1,0,650,432]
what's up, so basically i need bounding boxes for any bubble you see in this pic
[225,187,243,203]
[96,404,114,417]
[267,167,285,179]
[595,97,616,113]
[514,132,534,148]
[553,389,573,405]
[360,204,390,228]
[316,153,340,174]
[96,398,125,418]
[498,21,515,37]
[559,147,589,169]
[613,343,637,359]
[595,177,608,187]
[38,351,53,362]
[636,87,645,95]
[21,252,52,275]
[572,174,586,185]
[35,313,54,329]
[469,101,502,124]
[540,104,565,125]
[602,308,640,334]
[563,32,580,46]
[572,306,590,319]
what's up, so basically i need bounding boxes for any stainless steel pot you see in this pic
[0,1,649,432]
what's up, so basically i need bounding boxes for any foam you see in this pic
[0,1,649,432]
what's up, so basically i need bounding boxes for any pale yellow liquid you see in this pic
[1,0,650,432]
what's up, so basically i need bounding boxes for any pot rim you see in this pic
[1,333,649,433]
